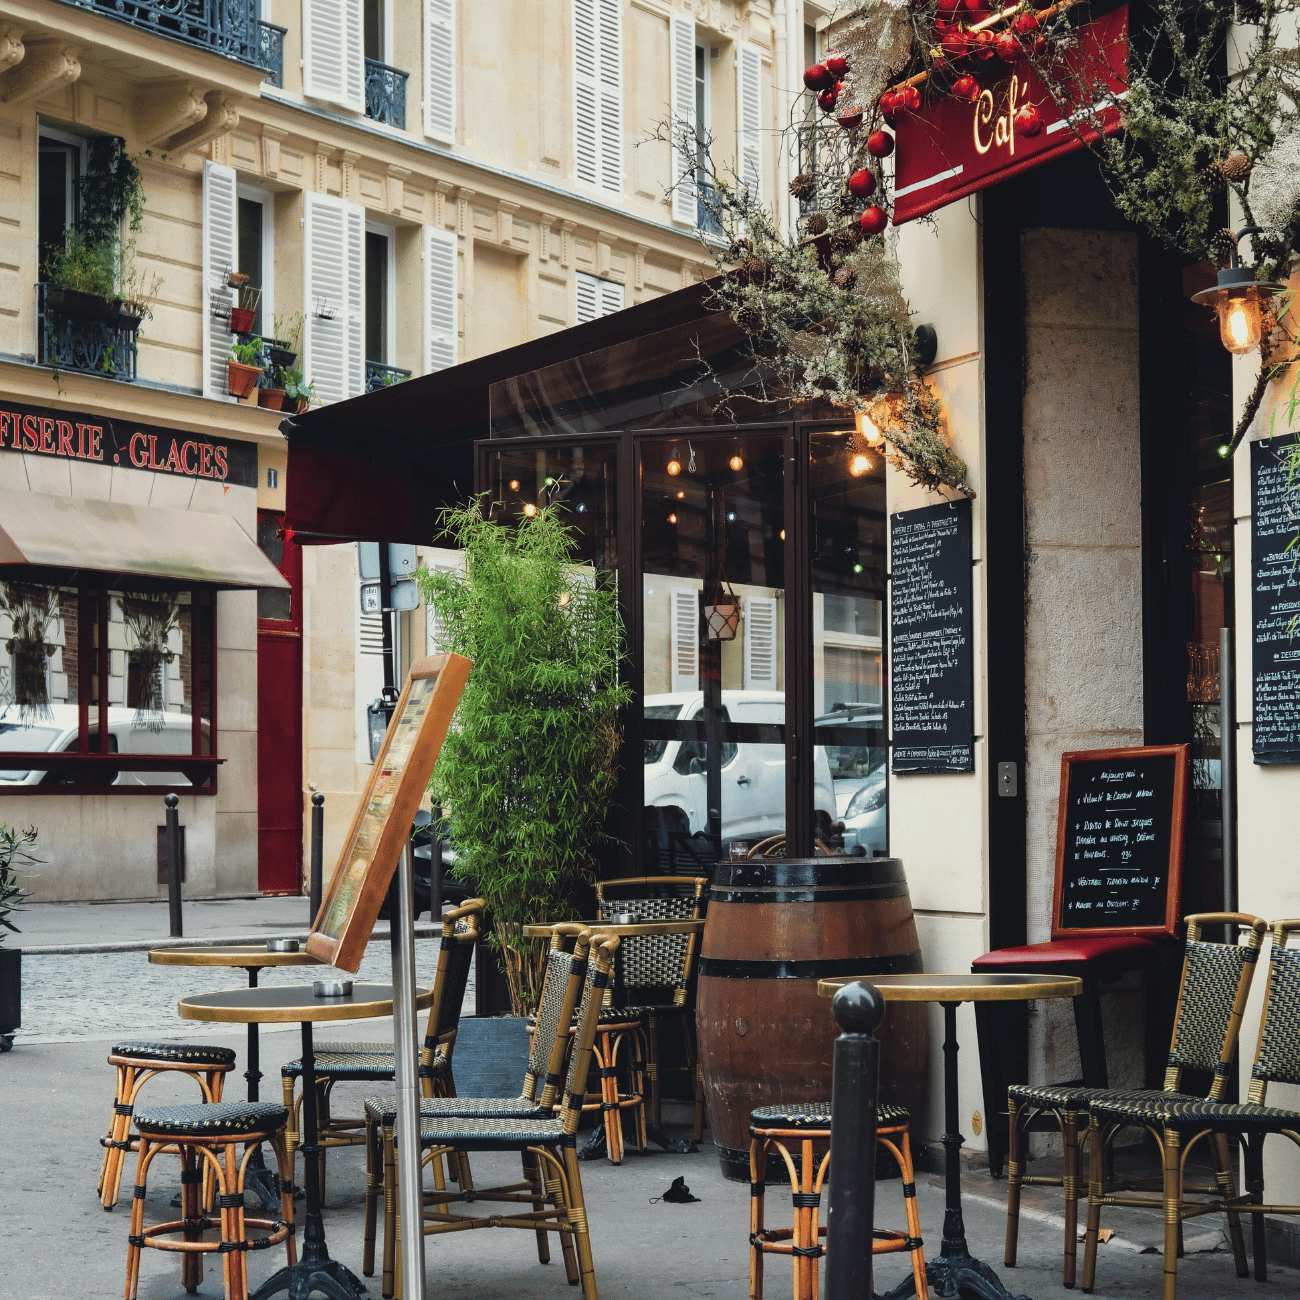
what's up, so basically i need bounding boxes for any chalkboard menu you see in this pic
[889,500,974,774]
[1051,744,1189,941]
[1250,433,1300,765]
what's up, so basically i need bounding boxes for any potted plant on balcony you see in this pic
[0,824,40,1052]
[43,229,120,322]
[265,312,304,371]
[229,284,262,336]
[258,361,287,411]
[227,336,264,398]
[281,367,316,414]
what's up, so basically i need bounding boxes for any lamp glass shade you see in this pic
[1217,290,1265,355]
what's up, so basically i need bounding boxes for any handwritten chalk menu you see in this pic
[307,654,471,972]
[1251,433,1300,765]
[890,500,974,774]
[1051,745,1188,941]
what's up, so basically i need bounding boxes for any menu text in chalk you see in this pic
[889,500,974,774]
[1051,744,1188,941]
[1251,433,1300,765]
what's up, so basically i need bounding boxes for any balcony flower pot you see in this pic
[46,285,121,324]
[116,307,144,331]
[0,947,18,1051]
[227,360,262,398]
[265,340,298,370]
[258,387,286,411]
[229,306,256,335]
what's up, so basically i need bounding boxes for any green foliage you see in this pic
[230,337,264,367]
[280,367,316,407]
[416,502,631,1014]
[273,312,305,355]
[0,824,40,943]
[44,228,117,299]
[80,136,145,243]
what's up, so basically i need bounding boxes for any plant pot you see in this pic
[227,360,262,398]
[258,387,286,411]
[45,285,121,323]
[229,306,256,335]
[0,947,19,1050]
[116,307,144,331]
[704,599,741,641]
[265,343,298,370]
[227,271,249,288]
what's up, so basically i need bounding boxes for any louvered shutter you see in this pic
[424,225,458,373]
[744,595,778,689]
[599,277,624,315]
[303,193,348,406]
[736,42,763,201]
[669,14,696,225]
[574,0,599,186]
[574,0,622,194]
[425,0,455,143]
[344,200,365,399]
[575,272,599,323]
[671,589,699,693]
[303,0,364,112]
[201,160,237,401]
[597,0,623,193]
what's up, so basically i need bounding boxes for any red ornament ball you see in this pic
[1015,103,1043,136]
[837,108,864,130]
[859,205,889,236]
[940,27,969,58]
[1011,12,1040,34]
[897,85,922,112]
[937,0,963,18]
[847,168,877,198]
[963,0,991,17]
[879,91,899,124]
[825,54,850,77]
[817,87,838,113]
[952,74,980,103]
[995,32,1021,62]
[970,29,997,59]
[804,64,833,91]
[866,129,895,158]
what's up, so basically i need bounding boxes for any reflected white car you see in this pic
[840,768,887,856]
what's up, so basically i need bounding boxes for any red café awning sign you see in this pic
[892,4,1128,224]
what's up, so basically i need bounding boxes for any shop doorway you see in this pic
[256,511,304,894]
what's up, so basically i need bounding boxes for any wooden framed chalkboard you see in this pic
[307,653,471,972]
[1051,744,1189,941]
[889,499,975,774]
[1250,432,1300,765]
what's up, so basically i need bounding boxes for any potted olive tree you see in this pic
[417,501,630,1016]
[0,824,40,1051]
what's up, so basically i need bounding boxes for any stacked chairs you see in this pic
[1003,912,1268,1287]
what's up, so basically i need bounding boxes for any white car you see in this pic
[643,690,839,850]
[813,703,887,856]
[839,767,887,856]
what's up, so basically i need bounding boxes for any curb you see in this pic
[23,923,442,957]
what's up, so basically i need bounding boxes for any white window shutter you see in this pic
[201,160,237,401]
[573,0,599,187]
[575,272,599,323]
[303,0,364,112]
[598,277,624,316]
[344,200,366,398]
[669,14,696,225]
[671,589,699,693]
[744,595,778,690]
[736,42,763,201]
[424,225,458,373]
[424,0,455,143]
[597,0,623,194]
[303,192,348,406]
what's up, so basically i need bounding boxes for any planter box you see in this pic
[0,947,19,1049]
[265,342,298,370]
[45,285,121,324]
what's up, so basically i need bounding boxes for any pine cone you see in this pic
[833,266,857,289]
[789,172,817,200]
[735,305,765,334]
[1198,163,1226,195]
[1220,153,1252,182]
[1210,227,1238,264]
[830,227,859,255]
[738,254,767,284]
[804,212,830,236]
[834,193,858,218]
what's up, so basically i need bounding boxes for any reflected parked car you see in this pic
[814,702,887,855]
[840,766,887,856]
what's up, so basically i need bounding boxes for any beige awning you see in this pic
[0,486,290,589]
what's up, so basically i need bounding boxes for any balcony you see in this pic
[36,283,139,384]
[364,58,408,129]
[71,0,272,71]
[259,21,286,87]
[366,360,410,392]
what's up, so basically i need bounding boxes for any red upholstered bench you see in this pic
[971,935,1165,1177]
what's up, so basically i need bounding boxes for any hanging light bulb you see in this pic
[523,503,537,517]
[676,490,685,499]
[729,454,744,471]
[668,513,678,524]
[508,479,520,490]
[666,446,682,476]
[855,408,884,446]
[1192,233,1284,356]
[849,452,871,477]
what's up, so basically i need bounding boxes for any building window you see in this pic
[236,186,274,339]
[365,226,391,365]
[37,131,83,279]
[576,271,624,323]
[364,0,389,62]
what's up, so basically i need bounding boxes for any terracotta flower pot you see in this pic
[258,387,286,411]
[229,306,256,334]
[227,360,262,398]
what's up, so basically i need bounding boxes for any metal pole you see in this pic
[824,979,884,1300]
[1220,625,1237,916]
[164,792,183,938]
[309,791,325,923]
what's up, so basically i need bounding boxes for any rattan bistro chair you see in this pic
[749,1101,927,1300]
[280,899,482,1195]
[99,1041,236,1211]
[388,934,619,1300]
[362,924,593,1298]
[1004,912,1268,1288]
[1082,918,1300,1300]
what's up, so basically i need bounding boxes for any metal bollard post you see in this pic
[309,791,325,924]
[164,792,183,939]
[824,979,885,1300]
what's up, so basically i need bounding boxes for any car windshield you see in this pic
[643,704,685,765]
[0,723,60,752]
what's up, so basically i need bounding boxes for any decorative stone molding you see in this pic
[339,149,361,202]
[1,42,79,106]
[596,235,613,277]
[456,188,476,237]
[385,164,410,215]
[165,90,238,156]
[498,200,520,246]
[433,179,455,229]
[0,27,24,74]
[135,80,208,148]
[260,124,288,179]
[634,244,648,290]
[313,144,331,194]
[538,213,559,262]
[559,220,576,268]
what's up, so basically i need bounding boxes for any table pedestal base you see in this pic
[244,1145,282,1213]
[250,1211,366,1300]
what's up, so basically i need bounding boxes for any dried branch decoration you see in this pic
[122,593,181,734]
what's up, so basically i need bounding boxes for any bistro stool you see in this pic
[748,1101,927,1300]
[99,1040,236,1211]
[125,1100,295,1300]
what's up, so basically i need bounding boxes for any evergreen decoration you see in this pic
[0,824,39,944]
[415,502,632,1017]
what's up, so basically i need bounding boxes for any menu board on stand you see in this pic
[307,653,472,972]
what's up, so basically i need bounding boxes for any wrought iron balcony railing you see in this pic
[365,58,408,129]
[37,283,139,384]
[259,21,286,87]
[72,0,272,71]
[366,360,411,392]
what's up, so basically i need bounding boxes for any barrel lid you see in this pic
[712,856,906,890]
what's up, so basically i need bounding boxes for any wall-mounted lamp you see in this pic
[666,446,682,476]
[1192,229,1285,355]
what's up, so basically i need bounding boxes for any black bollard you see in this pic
[164,793,183,938]
[824,979,885,1300]
[309,791,325,923]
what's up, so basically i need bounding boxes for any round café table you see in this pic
[817,973,1083,1300]
[149,945,321,1209]
[179,982,432,1300]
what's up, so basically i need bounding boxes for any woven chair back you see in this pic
[419,899,483,1077]
[1246,919,1300,1104]
[595,877,706,1000]
[558,935,618,1136]
[1164,911,1268,1097]
[524,924,591,1106]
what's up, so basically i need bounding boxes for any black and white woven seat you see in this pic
[112,1041,236,1066]
[596,1001,685,1022]
[1089,1090,1300,1131]
[134,1100,290,1138]
[750,1100,911,1129]
[365,1093,551,1125]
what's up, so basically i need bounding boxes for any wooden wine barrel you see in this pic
[696,856,928,1180]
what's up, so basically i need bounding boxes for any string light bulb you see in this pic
[849,452,871,477]
[668,513,678,524]
[509,479,520,490]
[523,503,537,517]
[666,447,683,476]
[729,454,744,471]
[855,408,884,446]
[676,490,685,499]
